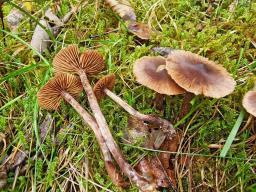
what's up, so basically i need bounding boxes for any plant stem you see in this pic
[104,89,175,134]
[78,71,154,191]
[61,91,126,187]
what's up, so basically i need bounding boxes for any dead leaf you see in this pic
[105,0,136,21]
[39,113,53,143]
[45,8,63,27]
[127,21,152,40]
[151,157,170,188]
[8,151,27,170]
[136,158,154,182]
[151,47,175,57]
[105,161,129,188]
[124,116,149,143]
[6,8,24,32]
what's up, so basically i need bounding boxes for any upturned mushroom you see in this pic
[243,90,256,117]
[37,73,127,187]
[166,50,236,98]
[53,45,155,191]
[93,74,175,134]
[133,55,187,119]
[133,56,185,96]
[166,50,236,118]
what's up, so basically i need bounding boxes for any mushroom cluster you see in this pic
[38,45,178,191]
[38,45,238,191]
[133,50,236,119]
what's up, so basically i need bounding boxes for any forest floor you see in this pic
[0,0,256,191]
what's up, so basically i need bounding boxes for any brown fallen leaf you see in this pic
[105,0,136,21]
[136,156,170,189]
[150,157,170,188]
[127,21,153,40]
[124,116,149,143]
[105,161,129,188]
[136,157,154,182]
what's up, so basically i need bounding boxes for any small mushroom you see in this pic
[243,90,256,117]
[94,74,175,134]
[165,50,236,119]
[133,56,187,118]
[166,50,236,98]
[37,73,127,187]
[133,56,185,95]
[53,45,154,191]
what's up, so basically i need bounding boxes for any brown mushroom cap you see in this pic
[133,56,185,95]
[79,50,105,75]
[94,74,116,101]
[37,73,83,110]
[242,91,256,117]
[53,45,105,75]
[127,21,152,40]
[166,50,236,98]
[53,44,80,73]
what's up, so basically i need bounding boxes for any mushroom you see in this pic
[133,56,185,96]
[53,45,155,191]
[133,56,187,118]
[243,90,256,117]
[166,50,236,118]
[93,74,175,134]
[166,50,236,98]
[37,73,127,187]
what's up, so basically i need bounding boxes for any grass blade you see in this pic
[0,64,38,83]
[0,29,50,65]
[0,94,24,111]
[220,110,245,157]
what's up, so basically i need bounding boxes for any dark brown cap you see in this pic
[94,74,116,101]
[133,56,185,95]
[37,73,82,110]
[166,50,236,98]
[53,45,105,75]
[242,91,256,116]
[53,44,80,73]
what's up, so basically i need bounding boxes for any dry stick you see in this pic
[77,71,154,191]
[104,89,175,134]
[61,91,126,187]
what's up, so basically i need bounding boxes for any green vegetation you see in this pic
[0,0,256,191]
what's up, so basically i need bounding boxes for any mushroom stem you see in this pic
[154,93,165,111]
[178,92,194,120]
[77,71,154,191]
[104,89,175,134]
[61,91,126,187]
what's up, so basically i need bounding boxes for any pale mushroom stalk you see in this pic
[77,71,152,190]
[104,88,175,134]
[37,74,126,187]
[61,91,127,187]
